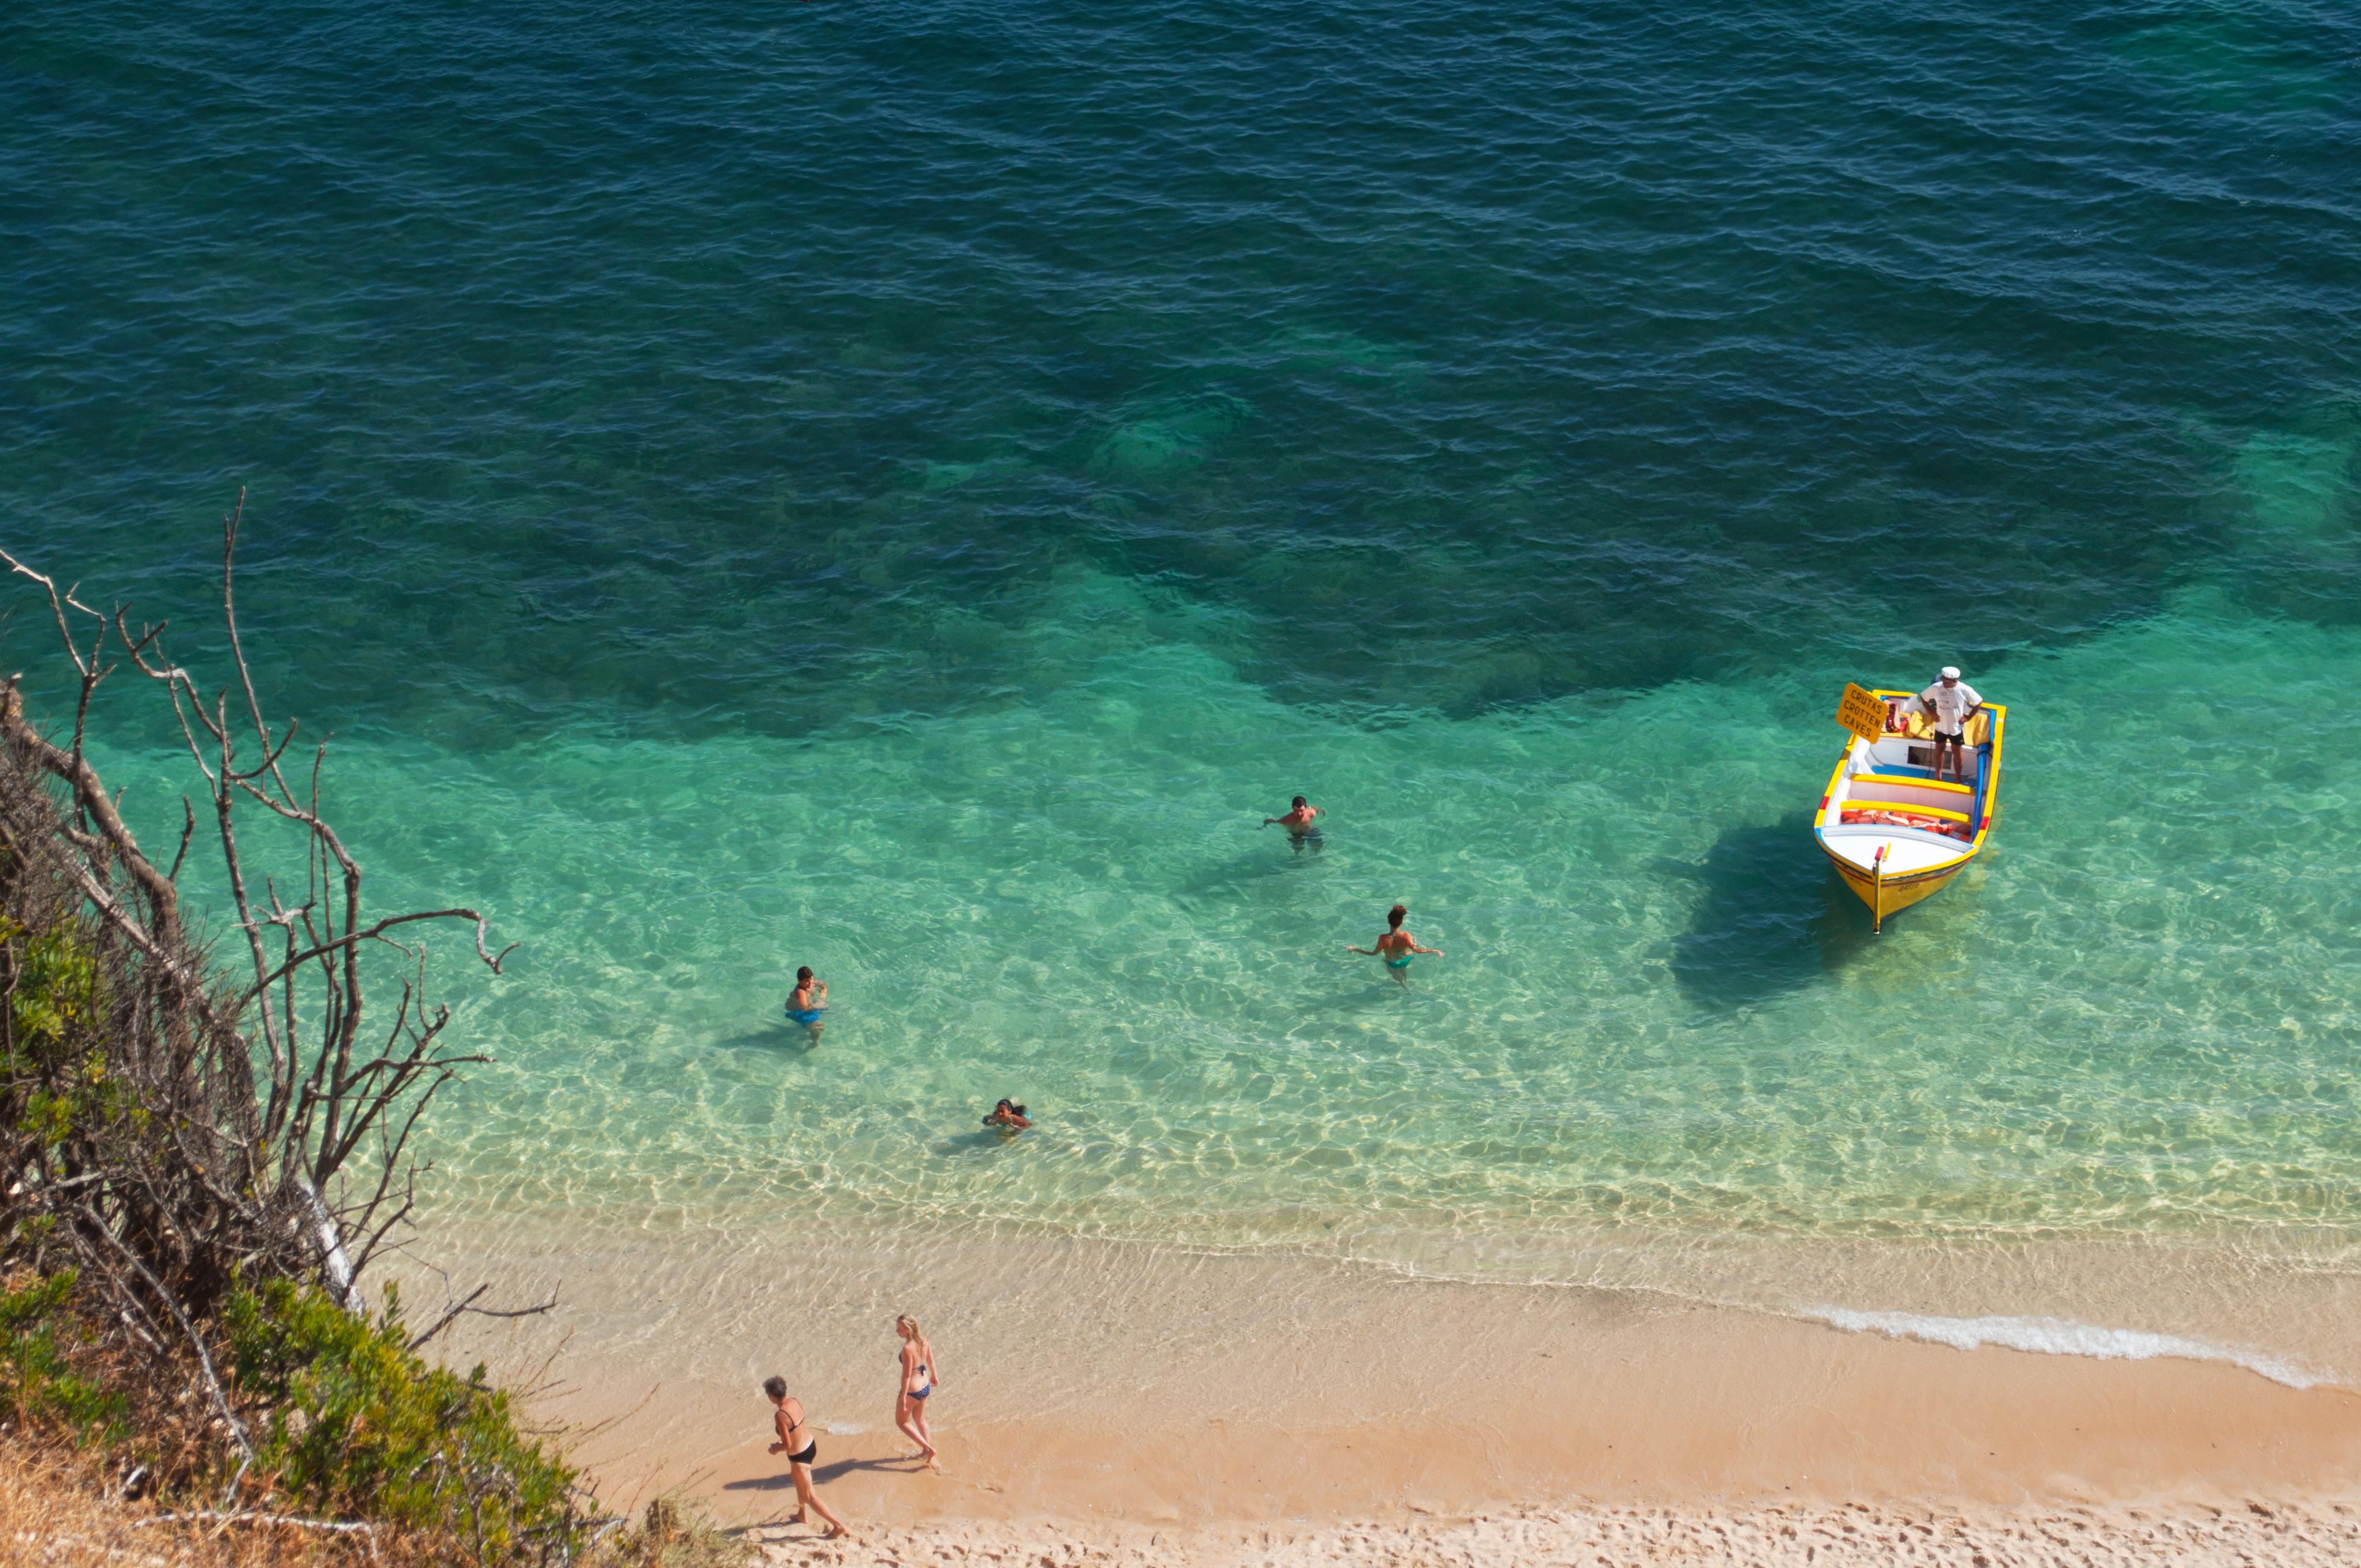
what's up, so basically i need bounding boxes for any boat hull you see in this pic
[1823,846,1967,918]
[1812,691,2006,929]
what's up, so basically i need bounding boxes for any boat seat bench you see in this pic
[1863,771,1972,793]
[1845,799,1972,824]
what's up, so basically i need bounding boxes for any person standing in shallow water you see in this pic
[1348,903,1443,989]
[1262,795,1324,853]
[785,966,826,1038]
[893,1314,942,1472]
[763,1375,849,1538]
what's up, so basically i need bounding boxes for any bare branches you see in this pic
[0,501,514,1453]
[0,547,111,771]
[167,795,196,881]
[76,1204,257,1477]
[0,675,189,954]
[131,1510,379,1538]
[241,909,517,1005]
[405,1283,561,1354]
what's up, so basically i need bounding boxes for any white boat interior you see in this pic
[1818,731,1988,876]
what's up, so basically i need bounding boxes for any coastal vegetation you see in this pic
[0,513,736,1564]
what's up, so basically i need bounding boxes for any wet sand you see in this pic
[402,1221,2361,1554]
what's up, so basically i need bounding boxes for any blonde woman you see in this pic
[893,1315,942,1472]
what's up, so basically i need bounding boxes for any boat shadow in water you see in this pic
[1668,813,1875,1010]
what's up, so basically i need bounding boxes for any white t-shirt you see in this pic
[1919,680,1983,733]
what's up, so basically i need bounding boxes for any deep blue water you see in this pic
[7,0,2361,1355]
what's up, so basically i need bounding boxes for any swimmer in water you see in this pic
[1347,903,1443,989]
[982,1099,1030,1132]
[785,966,827,1037]
[1262,795,1324,853]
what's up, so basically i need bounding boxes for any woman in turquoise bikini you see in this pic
[1348,904,1444,989]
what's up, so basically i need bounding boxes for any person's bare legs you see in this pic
[791,1462,848,1538]
[912,1396,939,1471]
[895,1393,941,1469]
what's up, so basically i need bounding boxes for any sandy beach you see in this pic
[727,1500,2361,1568]
[400,1221,2361,1563]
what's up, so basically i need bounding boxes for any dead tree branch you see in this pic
[0,496,515,1461]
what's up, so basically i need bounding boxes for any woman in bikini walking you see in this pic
[893,1314,942,1472]
[762,1374,849,1538]
[1348,903,1444,989]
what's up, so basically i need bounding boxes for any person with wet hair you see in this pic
[785,966,828,1037]
[1347,903,1444,989]
[1262,794,1324,853]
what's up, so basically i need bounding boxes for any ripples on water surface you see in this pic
[8,1,2361,1359]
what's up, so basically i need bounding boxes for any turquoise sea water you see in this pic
[8,2,2361,1358]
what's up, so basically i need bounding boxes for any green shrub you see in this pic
[226,1278,583,1564]
[0,1271,126,1438]
[2,916,140,1157]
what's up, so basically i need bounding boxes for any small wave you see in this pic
[1808,1306,2324,1389]
[822,1421,866,1435]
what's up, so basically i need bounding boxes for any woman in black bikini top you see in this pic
[779,1404,816,1465]
[762,1374,848,1537]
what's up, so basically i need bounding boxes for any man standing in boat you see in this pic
[1918,666,1984,785]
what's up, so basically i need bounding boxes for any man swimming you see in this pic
[1262,796,1324,853]
[1347,903,1444,989]
[785,966,828,1037]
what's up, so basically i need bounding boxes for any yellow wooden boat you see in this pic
[1813,687,2005,931]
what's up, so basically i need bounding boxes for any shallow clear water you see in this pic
[10,0,2361,1360]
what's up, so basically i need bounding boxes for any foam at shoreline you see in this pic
[1806,1306,2323,1388]
[404,1221,2361,1524]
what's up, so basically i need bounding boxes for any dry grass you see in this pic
[0,1442,383,1567]
[601,1500,756,1568]
[0,1441,750,1568]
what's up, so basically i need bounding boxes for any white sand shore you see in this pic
[737,1499,2361,1568]
[405,1220,2361,1564]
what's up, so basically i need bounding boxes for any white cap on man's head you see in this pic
[1940,665,1961,680]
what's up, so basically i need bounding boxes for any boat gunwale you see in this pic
[1813,690,2007,887]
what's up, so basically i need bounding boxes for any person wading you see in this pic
[785,966,827,1039]
[1262,795,1325,853]
[1348,903,1444,990]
